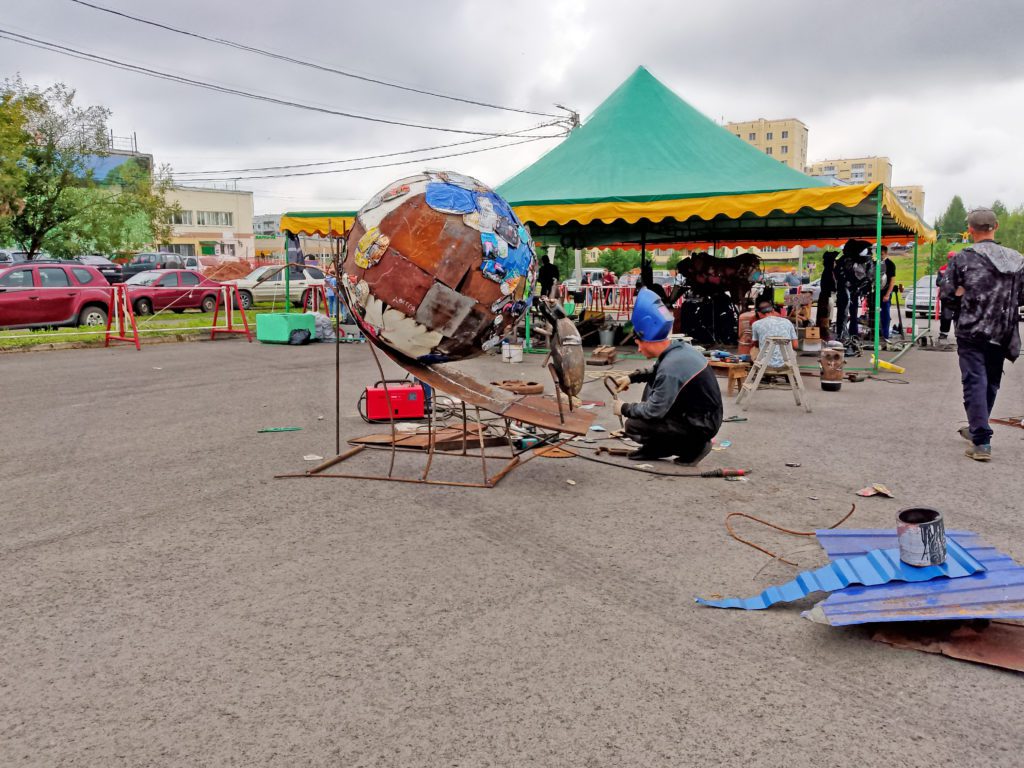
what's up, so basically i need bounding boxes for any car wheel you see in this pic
[201,294,217,313]
[300,290,310,309]
[78,305,108,327]
[238,290,253,310]
[135,298,153,316]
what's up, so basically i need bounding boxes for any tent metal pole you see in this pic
[911,239,919,344]
[873,185,882,371]
[927,241,935,333]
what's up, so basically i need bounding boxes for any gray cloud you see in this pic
[2,0,1021,220]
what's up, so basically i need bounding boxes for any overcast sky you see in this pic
[2,0,1023,222]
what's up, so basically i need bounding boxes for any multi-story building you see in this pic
[892,185,925,215]
[163,186,254,259]
[724,118,808,171]
[806,156,892,186]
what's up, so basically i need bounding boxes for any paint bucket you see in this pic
[502,343,524,364]
[598,328,615,346]
[897,507,946,566]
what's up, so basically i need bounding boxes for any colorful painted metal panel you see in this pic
[695,539,984,611]
[805,529,1024,626]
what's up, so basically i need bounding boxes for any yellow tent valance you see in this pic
[512,183,935,243]
[279,212,357,238]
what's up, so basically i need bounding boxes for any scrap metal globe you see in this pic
[341,171,537,362]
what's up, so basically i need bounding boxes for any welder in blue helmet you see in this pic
[608,288,723,465]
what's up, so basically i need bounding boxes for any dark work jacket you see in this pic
[622,342,723,437]
[948,241,1024,361]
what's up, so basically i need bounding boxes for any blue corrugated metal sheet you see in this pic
[805,529,1024,626]
[696,539,984,610]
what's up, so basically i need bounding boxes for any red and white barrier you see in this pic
[105,284,141,350]
[210,284,252,342]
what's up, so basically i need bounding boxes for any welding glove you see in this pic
[612,400,625,416]
[610,374,631,392]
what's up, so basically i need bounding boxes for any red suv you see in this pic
[0,262,110,329]
[124,269,226,315]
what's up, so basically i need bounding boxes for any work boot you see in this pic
[674,442,712,467]
[964,444,992,462]
[957,426,972,442]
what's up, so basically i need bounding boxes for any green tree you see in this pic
[0,89,36,243]
[991,199,1008,218]
[936,195,967,241]
[1,77,175,257]
[598,248,641,276]
[994,205,1024,252]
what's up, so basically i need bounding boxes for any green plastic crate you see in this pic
[256,313,316,344]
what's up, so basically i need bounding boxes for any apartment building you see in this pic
[724,118,808,171]
[164,186,254,259]
[806,156,892,186]
[892,185,925,214]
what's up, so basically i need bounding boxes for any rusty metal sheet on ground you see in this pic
[872,621,1024,672]
[383,350,595,435]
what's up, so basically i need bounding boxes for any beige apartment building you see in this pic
[724,118,808,171]
[806,156,892,186]
[892,185,925,214]
[163,186,255,259]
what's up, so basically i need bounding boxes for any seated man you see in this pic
[750,299,797,367]
[611,288,723,465]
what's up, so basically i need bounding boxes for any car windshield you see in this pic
[133,254,156,264]
[244,267,270,280]
[126,271,163,286]
[306,267,324,280]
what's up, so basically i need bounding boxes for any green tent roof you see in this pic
[498,66,825,207]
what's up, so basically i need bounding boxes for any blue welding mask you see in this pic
[631,288,673,342]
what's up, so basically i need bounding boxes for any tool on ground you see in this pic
[869,355,906,374]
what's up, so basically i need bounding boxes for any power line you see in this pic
[176,125,562,175]
[172,135,555,182]
[69,0,561,120]
[0,27,539,137]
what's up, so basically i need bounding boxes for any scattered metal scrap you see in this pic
[696,539,985,610]
[724,505,856,566]
[871,621,1024,673]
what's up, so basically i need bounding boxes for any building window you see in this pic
[162,243,196,257]
[781,130,789,139]
[765,147,773,155]
[781,145,789,154]
[170,210,193,225]
[197,211,234,226]
[852,163,865,170]
[766,132,773,140]
[748,132,756,140]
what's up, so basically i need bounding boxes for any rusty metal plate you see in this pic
[872,621,1024,672]
[434,302,494,360]
[382,349,595,435]
[415,282,479,336]
[378,196,459,276]
[456,257,504,307]
[364,248,435,318]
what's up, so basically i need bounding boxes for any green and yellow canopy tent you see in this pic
[497,66,935,365]
[275,211,357,312]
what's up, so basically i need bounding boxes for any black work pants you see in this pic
[835,282,862,338]
[624,417,713,462]
[939,305,955,335]
[957,338,1006,446]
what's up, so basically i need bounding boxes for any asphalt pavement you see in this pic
[1,337,1022,767]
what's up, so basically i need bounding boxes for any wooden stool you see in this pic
[707,360,752,397]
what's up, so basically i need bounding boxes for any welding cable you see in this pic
[724,505,857,566]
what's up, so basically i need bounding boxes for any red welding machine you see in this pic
[364,379,426,421]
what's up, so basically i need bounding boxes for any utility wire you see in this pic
[0,27,537,137]
[176,124,563,175]
[69,0,561,119]
[172,135,555,182]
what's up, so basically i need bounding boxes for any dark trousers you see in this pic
[835,283,862,338]
[624,417,712,462]
[939,305,955,335]
[816,291,834,340]
[957,339,1006,446]
[878,297,892,339]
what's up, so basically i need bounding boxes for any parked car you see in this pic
[124,269,226,315]
[225,264,325,310]
[74,253,124,283]
[563,268,605,296]
[0,262,110,329]
[0,249,29,266]
[121,252,186,281]
[902,274,942,317]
